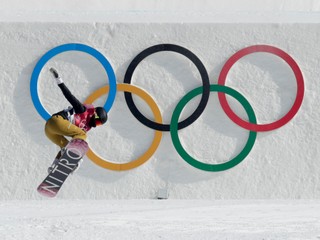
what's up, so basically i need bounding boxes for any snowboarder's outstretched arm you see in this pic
[50,68,86,114]
[57,83,86,114]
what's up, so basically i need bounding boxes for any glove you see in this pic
[49,68,63,85]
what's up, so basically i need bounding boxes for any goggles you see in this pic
[94,113,103,126]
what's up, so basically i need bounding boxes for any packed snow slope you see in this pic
[1,200,320,240]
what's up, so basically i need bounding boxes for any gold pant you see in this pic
[45,115,87,148]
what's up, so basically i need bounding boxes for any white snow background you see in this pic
[1,0,320,239]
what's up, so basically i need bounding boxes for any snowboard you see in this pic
[37,139,89,198]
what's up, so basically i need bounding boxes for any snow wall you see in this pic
[1,1,320,200]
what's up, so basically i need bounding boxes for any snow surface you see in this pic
[1,0,320,22]
[3,22,320,200]
[1,200,320,240]
[1,0,320,239]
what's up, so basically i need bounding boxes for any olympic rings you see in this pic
[30,43,304,172]
[84,84,163,171]
[123,44,210,131]
[30,43,117,120]
[218,45,304,132]
[170,84,257,172]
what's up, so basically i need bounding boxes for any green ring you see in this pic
[170,84,257,172]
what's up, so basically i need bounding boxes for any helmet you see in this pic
[95,107,108,125]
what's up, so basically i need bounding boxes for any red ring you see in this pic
[218,45,304,132]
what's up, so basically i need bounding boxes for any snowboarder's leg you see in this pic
[45,115,87,148]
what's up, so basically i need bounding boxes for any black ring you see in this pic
[123,44,210,131]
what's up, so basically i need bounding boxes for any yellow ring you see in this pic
[84,84,163,171]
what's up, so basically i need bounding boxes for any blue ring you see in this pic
[30,43,117,120]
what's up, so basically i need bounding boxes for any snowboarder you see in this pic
[45,68,108,173]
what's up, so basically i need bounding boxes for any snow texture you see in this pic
[1,0,320,239]
[1,200,320,240]
[2,21,320,200]
[1,0,320,201]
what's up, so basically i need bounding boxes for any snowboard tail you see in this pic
[37,139,88,198]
